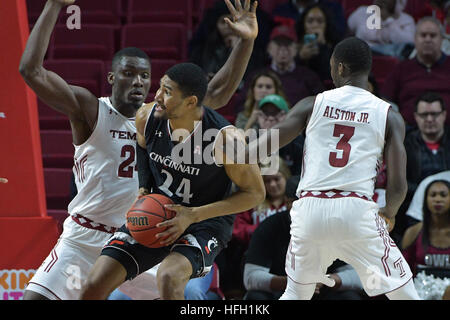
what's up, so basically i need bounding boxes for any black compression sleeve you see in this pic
[136,143,153,191]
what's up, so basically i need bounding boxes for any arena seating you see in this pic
[121,23,188,61]
[44,59,106,96]
[127,0,193,34]
[40,130,74,168]
[31,0,405,221]
[50,24,117,61]
[371,55,400,88]
[44,168,73,210]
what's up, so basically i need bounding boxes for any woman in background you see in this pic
[235,70,289,131]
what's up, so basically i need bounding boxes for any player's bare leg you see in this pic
[79,255,127,300]
[157,252,192,300]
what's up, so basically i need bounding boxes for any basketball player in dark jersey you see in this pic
[80,1,265,300]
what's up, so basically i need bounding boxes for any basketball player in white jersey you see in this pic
[19,0,258,300]
[249,37,420,299]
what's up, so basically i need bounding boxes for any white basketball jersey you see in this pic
[297,86,390,198]
[68,97,139,227]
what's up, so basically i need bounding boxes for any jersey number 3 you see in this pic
[329,124,355,168]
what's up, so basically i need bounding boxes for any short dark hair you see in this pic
[165,63,208,106]
[333,37,372,75]
[112,47,150,71]
[415,91,445,112]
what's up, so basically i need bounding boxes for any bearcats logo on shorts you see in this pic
[205,237,218,254]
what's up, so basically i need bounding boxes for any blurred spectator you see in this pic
[254,94,304,175]
[405,92,450,198]
[381,16,450,127]
[296,3,342,81]
[235,70,289,130]
[216,156,291,299]
[390,92,450,244]
[233,156,292,247]
[272,0,346,38]
[188,0,272,82]
[402,179,450,278]
[348,0,415,58]
[236,24,324,110]
[410,0,450,56]
[406,170,450,224]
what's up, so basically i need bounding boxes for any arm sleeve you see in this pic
[243,263,274,292]
[136,143,153,191]
[334,265,364,292]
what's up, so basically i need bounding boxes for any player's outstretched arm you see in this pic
[203,0,258,109]
[247,96,315,162]
[380,108,407,229]
[19,0,97,127]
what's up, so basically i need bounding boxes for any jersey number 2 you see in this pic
[118,145,137,178]
[329,124,355,168]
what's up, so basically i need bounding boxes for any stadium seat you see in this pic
[150,59,178,93]
[121,23,187,61]
[127,0,192,33]
[44,168,73,210]
[47,209,69,234]
[371,55,400,84]
[69,0,122,24]
[259,0,287,14]
[40,130,74,168]
[43,59,106,97]
[50,25,117,60]
[25,0,47,25]
[38,100,71,130]
[27,0,123,26]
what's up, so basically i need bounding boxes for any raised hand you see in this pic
[224,0,258,40]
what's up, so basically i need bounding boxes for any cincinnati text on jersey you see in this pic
[149,152,200,176]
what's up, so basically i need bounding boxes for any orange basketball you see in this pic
[126,194,175,248]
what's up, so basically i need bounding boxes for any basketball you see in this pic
[126,194,175,248]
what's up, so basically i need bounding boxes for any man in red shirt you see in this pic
[381,17,450,127]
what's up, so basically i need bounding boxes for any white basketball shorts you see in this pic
[285,195,413,297]
[25,216,114,300]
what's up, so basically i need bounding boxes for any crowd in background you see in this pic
[51,0,450,300]
[187,0,450,301]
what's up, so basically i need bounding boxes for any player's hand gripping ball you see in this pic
[126,194,175,248]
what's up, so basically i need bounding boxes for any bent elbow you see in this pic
[19,60,41,80]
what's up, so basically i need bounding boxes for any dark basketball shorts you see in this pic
[101,223,225,281]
